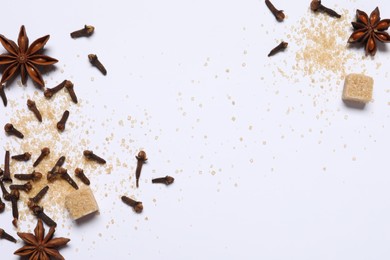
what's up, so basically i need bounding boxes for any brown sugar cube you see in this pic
[342,73,373,103]
[65,186,99,220]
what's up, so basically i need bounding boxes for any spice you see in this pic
[121,195,143,213]
[135,151,147,188]
[44,79,67,98]
[265,0,285,22]
[11,152,31,162]
[3,150,12,183]
[75,168,90,185]
[0,180,11,200]
[65,80,78,103]
[28,185,49,207]
[14,219,70,259]
[58,167,79,190]
[56,110,70,132]
[10,189,19,227]
[83,150,106,164]
[88,54,107,75]
[310,0,341,18]
[27,99,42,122]
[152,175,175,185]
[0,25,58,87]
[14,171,42,181]
[4,123,24,139]
[0,198,4,212]
[48,155,66,174]
[348,7,390,56]
[33,147,50,167]
[0,228,16,243]
[268,41,288,57]
[70,25,95,38]
[31,205,57,227]
[10,182,32,193]
[0,84,6,106]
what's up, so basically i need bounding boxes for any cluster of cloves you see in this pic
[44,80,78,104]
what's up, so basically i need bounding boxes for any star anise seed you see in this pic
[0,25,58,87]
[348,7,390,56]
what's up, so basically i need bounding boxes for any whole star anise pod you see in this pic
[14,219,70,260]
[0,25,58,87]
[348,7,390,56]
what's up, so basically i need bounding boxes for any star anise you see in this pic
[0,25,58,87]
[348,7,390,56]
[14,219,70,260]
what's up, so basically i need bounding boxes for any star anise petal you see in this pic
[34,216,45,242]
[370,7,380,26]
[25,62,45,87]
[376,19,390,31]
[375,31,390,42]
[1,62,19,84]
[44,247,66,260]
[18,25,29,53]
[16,232,39,246]
[356,9,369,25]
[29,54,58,65]
[14,245,38,256]
[27,35,50,55]
[348,28,368,43]
[351,21,366,30]
[0,34,19,56]
[0,54,16,64]
[20,64,27,85]
[45,237,71,248]
[43,225,55,244]
[366,35,377,56]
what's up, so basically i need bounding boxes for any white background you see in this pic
[1,0,390,259]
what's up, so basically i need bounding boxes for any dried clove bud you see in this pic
[0,198,5,212]
[57,110,70,132]
[33,147,50,167]
[121,196,143,213]
[268,41,288,57]
[58,167,79,190]
[4,123,24,139]
[44,80,67,98]
[14,171,42,181]
[27,99,42,122]
[31,205,57,227]
[70,25,95,38]
[0,228,16,243]
[11,152,31,162]
[48,156,66,174]
[28,185,49,208]
[88,54,107,75]
[10,182,32,193]
[10,190,19,227]
[65,80,78,103]
[0,180,11,201]
[310,0,341,18]
[135,151,147,188]
[265,0,285,22]
[83,150,106,164]
[2,151,12,183]
[0,84,7,106]
[152,175,175,185]
[75,168,90,185]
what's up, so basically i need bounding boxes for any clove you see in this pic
[310,0,341,18]
[152,175,175,185]
[10,182,32,193]
[0,84,6,106]
[135,151,147,188]
[0,180,11,201]
[75,168,90,185]
[88,54,107,75]
[83,150,106,164]
[265,0,285,22]
[2,151,12,183]
[33,147,50,167]
[48,156,66,174]
[65,80,78,103]
[4,123,24,139]
[27,99,42,122]
[268,41,288,57]
[14,171,42,182]
[10,190,19,227]
[121,196,143,213]
[11,152,31,162]
[70,25,95,38]
[44,80,67,98]
[58,167,79,190]
[0,228,17,243]
[57,110,70,132]
[0,198,4,212]
[31,205,57,227]
[28,185,49,207]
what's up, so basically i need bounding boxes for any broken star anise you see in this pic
[14,219,70,260]
[348,7,390,56]
[0,25,58,87]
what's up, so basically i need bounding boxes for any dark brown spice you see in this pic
[2,151,12,183]
[75,168,90,185]
[88,54,107,75]
[121,196,143,213]
[83,150,106,164]
[0,84,6,106]
[135,151,147,188]
[48,156,66,174]
[44,79,67,98]
[10,182,32,193]
[30,205,57,227]
[58,167,79,190]
[268,41,288,57]
[70,25,95,38]
[65,80,78,103]
[10,190,19,227]
[14,171,42,181]
[0,198,5,212]
[28,185,49,207]
[310,0,341,18]
[0,228,16,243]
[33,147,50,167]
[27,99,42,122]
[265,0,285,22]
[0,180,11,201]
[152,175,175,185]
[57,110,70,132]
[11,152,31,162]
[4,123,24,139]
